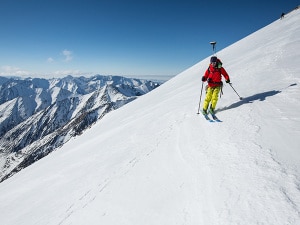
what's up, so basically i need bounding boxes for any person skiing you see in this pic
[201,56,230,115]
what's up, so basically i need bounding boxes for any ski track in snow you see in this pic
[55,113,186,224]
[56,107,300,225]
[178,108,300,224]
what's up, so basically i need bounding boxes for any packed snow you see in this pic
[0,8,300,225]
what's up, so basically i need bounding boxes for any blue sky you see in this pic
[0,0,298,79]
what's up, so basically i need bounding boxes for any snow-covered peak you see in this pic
[0,75,160,182]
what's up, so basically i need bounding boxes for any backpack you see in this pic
[207,59,222,72]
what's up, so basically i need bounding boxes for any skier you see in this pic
[201,56,230,115]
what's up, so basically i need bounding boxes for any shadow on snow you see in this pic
[218,83,297,112]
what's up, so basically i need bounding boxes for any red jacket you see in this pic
[203,64,230,87]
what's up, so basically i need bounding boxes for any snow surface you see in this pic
[1,8,300,225]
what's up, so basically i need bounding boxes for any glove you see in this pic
[226,79,230,83]
[201,76,206,82]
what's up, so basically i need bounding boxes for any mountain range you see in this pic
[0,75,160,182]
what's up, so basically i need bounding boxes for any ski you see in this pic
[202,113,214,122]
[210,113,222,122]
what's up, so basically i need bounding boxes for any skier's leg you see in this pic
[203,87,213,112]
[211,86,221,110]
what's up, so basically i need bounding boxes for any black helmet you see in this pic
[210,56,217,63]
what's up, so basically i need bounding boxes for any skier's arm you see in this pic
[221,67,230,82]
[202,69,209,82]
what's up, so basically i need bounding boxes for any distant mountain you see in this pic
[0,75,161,182]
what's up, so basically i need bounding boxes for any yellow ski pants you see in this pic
[203,86,221,110]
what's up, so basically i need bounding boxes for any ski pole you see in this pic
[197,82,204,114]
[229,83,243,100]
[197,41,216,114]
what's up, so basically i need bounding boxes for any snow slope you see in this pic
[0,8,300,225]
